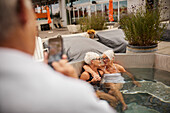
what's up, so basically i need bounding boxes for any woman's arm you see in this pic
[83,65,98,76]
[98,66,109,74]
[83,65,101,81]
[116,64,141,87]
[126,72,141,87]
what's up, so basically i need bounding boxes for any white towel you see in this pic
[101,73,125,84]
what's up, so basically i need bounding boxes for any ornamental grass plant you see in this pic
[78,13,106,32]
[120,3,167,46]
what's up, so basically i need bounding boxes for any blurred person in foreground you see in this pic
[0,0,116,113]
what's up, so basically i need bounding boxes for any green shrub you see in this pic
[78,16,90,32]
[78,13,106,32]
[120,5,167,46]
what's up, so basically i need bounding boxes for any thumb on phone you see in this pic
[62,54,67,60]
[44,52,48,64]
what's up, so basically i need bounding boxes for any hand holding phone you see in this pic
[48,35,63,64]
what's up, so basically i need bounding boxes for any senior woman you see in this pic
[80,52,118,108]
[101,50,141,111]
[80,52,104,83]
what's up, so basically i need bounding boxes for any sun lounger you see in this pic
[96,29,128,53]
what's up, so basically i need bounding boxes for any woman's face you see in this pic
[91,56,102,67]
[102,54,110,65]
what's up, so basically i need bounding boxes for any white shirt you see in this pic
[0,48,116,113]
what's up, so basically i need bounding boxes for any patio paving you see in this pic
[38,27,71,39]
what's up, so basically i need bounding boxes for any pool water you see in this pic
[115,68,170,113]
[124,68,170,86]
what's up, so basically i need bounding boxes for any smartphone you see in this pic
[48,35,63,63]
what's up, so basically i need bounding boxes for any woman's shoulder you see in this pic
[114,63,122,67]
[114,64,126,72]
[83,64,90,68]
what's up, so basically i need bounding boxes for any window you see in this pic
[120,1,127,16]
[96,4,102,14]
[113,2,118,22]
[91,5,95,15]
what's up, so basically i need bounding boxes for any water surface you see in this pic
[116,68,170,113]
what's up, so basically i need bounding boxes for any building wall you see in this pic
[59,0,67,27]
[127,0,170,21]
[127,0,145,13]
[160,0,170,21]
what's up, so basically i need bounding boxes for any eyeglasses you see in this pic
[101,57,109,60]
[92,56,110,61]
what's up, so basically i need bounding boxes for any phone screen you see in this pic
[48,36,63,63]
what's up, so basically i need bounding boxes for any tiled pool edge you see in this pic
[70,53,170,75]
[115,53,155,69]
[155,53,170,72]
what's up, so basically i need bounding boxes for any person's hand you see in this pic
[43,52,48,64]
[43,52,78,79]
[95,76,101,81]
[52,55,78,79]
[93,73,101,81]
[90,78,98,83]
[133,81,141,87]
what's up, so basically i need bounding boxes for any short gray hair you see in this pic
[84,52,99,64]
[0,0,19,41]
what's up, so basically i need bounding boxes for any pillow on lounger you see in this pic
[96,29,128,53]
[63,36,112,62]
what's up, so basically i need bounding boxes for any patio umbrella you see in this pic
[109,0,114,22]
[47,6,52,24]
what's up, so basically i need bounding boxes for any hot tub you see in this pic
[70,53,170,113]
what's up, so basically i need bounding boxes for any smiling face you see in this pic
[91,56,102,67]
[102,54,111,65]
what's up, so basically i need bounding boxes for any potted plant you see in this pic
[120,2,167,53]
[87,29,95,39]
[78,13,106,32]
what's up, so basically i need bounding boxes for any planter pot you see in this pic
[126,44,158,53]
[89,33,95,39]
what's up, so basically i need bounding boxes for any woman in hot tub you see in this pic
[80,52,103,84]
[81,50,141,111]
[100,50,141,111]
[80,52,118,108]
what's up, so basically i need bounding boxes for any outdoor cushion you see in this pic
[96,29,128,53]
[63,36,112,62]
[161,24,170,41]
